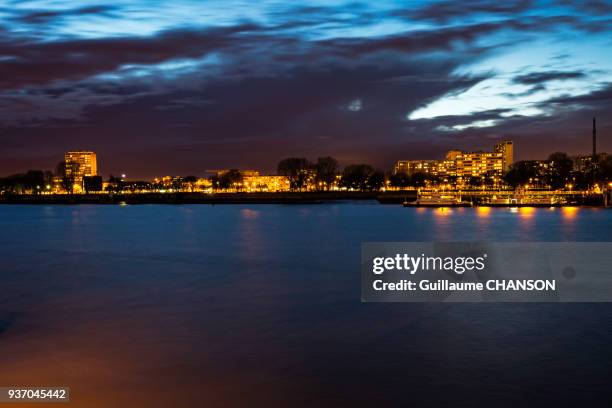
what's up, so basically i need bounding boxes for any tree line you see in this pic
[0,170,53,194]
[277,157,385,191]
[504,152,612,190]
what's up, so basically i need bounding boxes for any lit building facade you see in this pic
[494,141,514,173]
[243,175,290,192]
[394,141,513,186]
[395,157,453,177]
[195,178,213,191]
[210,170,291,192]
[455,152,503,178]
[64,151,97,192]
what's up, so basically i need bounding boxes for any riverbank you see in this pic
[0,191,417,204]
[0,190,608,206]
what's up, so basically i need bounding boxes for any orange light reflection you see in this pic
[562,206,579,220]
[518,207,535,219]
[476,206,491,217]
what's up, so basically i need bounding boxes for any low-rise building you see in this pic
[243,175,290,192]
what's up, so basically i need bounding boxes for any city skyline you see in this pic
[0,134,608,181]
[2,131,606,182]
[1,1,611,178]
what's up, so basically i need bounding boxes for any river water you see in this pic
[0,203,611,407]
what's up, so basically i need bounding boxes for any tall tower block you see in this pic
[494,141,514,173]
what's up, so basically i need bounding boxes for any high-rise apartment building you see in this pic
[65,151,97,178]
[394,141,513,185]
[64,151,97,192]
[455,151,503,177]
[494,141,514,172]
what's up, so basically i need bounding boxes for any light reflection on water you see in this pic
[562,206,579,220]
[518,206,535,219]
[476,206,491,217]
[0,203,611,407]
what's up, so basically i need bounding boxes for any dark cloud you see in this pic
[502,84,547,98]
[405,0,533,22]
[316,17,570,57]
[0,9,583,93]
[513,70,586,85]
[0,18,520,93]
[14,5,117,24]
[0,25,259,91]
[540,83,612,115]
[0,1,610,177]
[0,57,485,176]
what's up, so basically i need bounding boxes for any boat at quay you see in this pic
[402,193,472,207]
[399,190,609,207]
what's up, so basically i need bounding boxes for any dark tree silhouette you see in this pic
[219,169,243,190]
[482,171,497,189]
[277,158,312,191]
[340,164,374,191]
[584,155,612,188]
[366,170,385,191]
[314,157,338,190]
[209,175,220,191]
[0,170,46,194]
[183,175,198,192]
[504,161,539,189]
[107,175,123,193]
[389,172,411,188]
[409,172,429,188]
[83,176,103,193]
[547,152,573,189]
[598,156,612,184]
[467,176,483,188]
[55,161,80,194]
[56,161,72,193]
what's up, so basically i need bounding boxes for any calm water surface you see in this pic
[0,203,611,407]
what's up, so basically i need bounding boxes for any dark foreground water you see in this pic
[0,203,611,407]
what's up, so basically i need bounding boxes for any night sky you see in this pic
[1,0,611,179]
